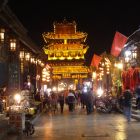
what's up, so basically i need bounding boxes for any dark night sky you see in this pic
[7,0,140,65]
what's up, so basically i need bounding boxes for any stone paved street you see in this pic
[4,106,140,140]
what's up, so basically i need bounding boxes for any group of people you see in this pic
[63,88,95,114]
[35,92,65,114]
[33,83,140,122]
[34,87,95,115]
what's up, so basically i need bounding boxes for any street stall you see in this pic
[8,93,25,132]
[7,90,37,132]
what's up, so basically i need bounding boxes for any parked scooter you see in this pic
[95,88,112,113]
[106,94,121,112]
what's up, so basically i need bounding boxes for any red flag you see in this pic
[111,31,128,57]
[90,54,102,68]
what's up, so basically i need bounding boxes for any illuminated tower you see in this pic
[43,20,89,82]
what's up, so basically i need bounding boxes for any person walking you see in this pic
[67,90,76,112]
[122,86,133,123]
[50,92,58,114]
[58,92,65,114]
[85,88,94,115]
[135,84,140,110]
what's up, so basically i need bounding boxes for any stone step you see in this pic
[131,99,140,121]
[131,114,140,121]
[132,105,137,110]
[132,109,140,115]
[132,99,136,103]
[132,100,136,104]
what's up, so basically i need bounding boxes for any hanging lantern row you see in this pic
[19,50,45,67]
[42,67,51,82]
[97,57,111,81]
[0,28,45,67]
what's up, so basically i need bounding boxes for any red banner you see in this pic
[90,54,102,68]
[111,31,128,57]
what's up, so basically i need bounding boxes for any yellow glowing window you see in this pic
[64,39,67,44]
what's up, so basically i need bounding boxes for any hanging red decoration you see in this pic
[122,70,127,90]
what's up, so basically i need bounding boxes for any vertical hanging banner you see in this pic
[111,31,128,57]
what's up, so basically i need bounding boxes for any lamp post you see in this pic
[0,28,5,58]
[92,71,97,93]
[114,61,123,97]
[98,57,111,94]
[19,50,25,89]
[92,72,96,80]
[9,38,21,92]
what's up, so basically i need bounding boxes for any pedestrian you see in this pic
[85,88,94,115]
[76,90,81,106]
[50,92,58,114]
[58,92,65,114]
[122,86,132,123]
[135,83,140,110]
[44,94,51,113]
[67,90,76,112]
[80,93,86,109]
[34,92,41,101]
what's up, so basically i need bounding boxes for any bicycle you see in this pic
[23,107,35,136]
[23,119,35,136]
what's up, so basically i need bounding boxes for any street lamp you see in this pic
[0,28,5,42]
[92,71,96,80]
[19,50,25,75]
[25,52,30,61]
[116,62,123,70]
[19,50,25,60]
[124,50,131,63]
[30,57,35,64]
[132,50,137,59]
[10,39,16,51]
[114,61,123,96]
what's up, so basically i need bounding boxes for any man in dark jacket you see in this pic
[58,93,65,114]
[122,86,132,123]
[84,88,94,115]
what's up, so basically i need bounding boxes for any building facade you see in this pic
[0,0,45,95]
[120,28,140,91]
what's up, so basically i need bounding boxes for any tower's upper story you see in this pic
[43,19,87,43]
[54,20,76,34]
[42,20,89,61]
